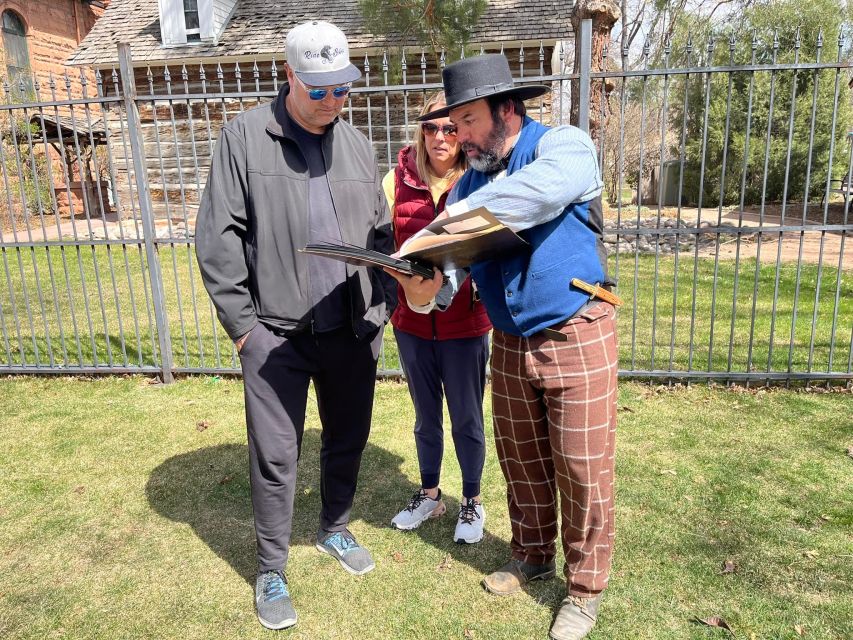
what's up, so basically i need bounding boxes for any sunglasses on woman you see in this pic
[421,122,457,137]
[293,74,352,100]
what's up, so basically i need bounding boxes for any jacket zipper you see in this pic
[431,200,439,340]
[398,161,446,342]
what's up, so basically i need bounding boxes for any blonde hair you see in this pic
[414,91,467,185]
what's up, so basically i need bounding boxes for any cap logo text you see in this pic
[304,46,345,65]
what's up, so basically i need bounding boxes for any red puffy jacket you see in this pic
[390,146,491,340]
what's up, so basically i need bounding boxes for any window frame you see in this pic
[183,0,201,41]
[1,9,32,92]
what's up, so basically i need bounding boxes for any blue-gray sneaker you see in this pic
[255,570,297,630]
[315,529,375,575]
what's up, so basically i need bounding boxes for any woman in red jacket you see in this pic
[382,92,492,544]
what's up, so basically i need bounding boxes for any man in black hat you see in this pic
[388,54,618,640]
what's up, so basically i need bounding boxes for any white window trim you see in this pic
[158,0,214,48]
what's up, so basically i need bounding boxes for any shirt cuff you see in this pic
[407,298,436,314]
[444,199,470,217]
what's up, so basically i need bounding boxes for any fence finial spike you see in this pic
[751,30,759,50]
[794,26,801,49]
[817,28,824,49]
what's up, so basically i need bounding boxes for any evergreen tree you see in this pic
[673,0,852,206]
[358,0,488,58]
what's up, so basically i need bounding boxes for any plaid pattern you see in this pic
[490,302,618,596]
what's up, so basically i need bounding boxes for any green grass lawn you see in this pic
[0,245,850,378]
[0,376,850,639]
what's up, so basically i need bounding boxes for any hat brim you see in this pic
[296,63,362,87]
[417,84,551,121]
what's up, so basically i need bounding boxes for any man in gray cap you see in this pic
[196,19,395,630]
[390,53,618,640]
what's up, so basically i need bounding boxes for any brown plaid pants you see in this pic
[491,301,618,596]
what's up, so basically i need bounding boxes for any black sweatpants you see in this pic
[238,322,381,572]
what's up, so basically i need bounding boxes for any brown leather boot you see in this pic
[548,593,603,640]
[482,558,557,595]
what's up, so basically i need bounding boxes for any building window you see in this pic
[1,10,31,90]
[183,0,201,42]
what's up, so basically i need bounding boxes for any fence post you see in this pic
[578,18,592,133]
[118,43,174,383]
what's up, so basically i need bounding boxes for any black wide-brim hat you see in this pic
[418,53,550,121]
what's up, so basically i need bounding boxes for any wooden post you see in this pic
[571,0,621,141]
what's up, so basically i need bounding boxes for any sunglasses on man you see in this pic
[293,74,352,100]
[421,122,457,137]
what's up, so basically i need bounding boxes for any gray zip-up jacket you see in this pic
[196,84,396,341]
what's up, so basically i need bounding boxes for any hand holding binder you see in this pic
[300,206,528,277]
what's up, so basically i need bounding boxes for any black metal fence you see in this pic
[0,21,850,383]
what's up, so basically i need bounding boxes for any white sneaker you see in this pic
[391,489,446,531]
[454,498,484,544]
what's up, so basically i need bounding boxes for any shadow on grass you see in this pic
[145,430,511,585]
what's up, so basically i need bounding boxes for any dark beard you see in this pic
[463,113,508,173]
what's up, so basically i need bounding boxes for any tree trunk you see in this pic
[570,0,621,142]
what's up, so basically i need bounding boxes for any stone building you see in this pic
[1,0,111,99]
[0,1,112,221]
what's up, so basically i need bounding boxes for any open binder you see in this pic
[300,206,527,277]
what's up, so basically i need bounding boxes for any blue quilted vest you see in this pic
[453,117,605,337]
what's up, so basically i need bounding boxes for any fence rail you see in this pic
[0,22,850,383]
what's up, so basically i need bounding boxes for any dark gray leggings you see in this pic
[394,328,489,499]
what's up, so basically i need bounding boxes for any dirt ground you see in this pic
[604,201,851,266]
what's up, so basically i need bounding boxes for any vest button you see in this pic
[506,290,512,297]
[511,311,518,317]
